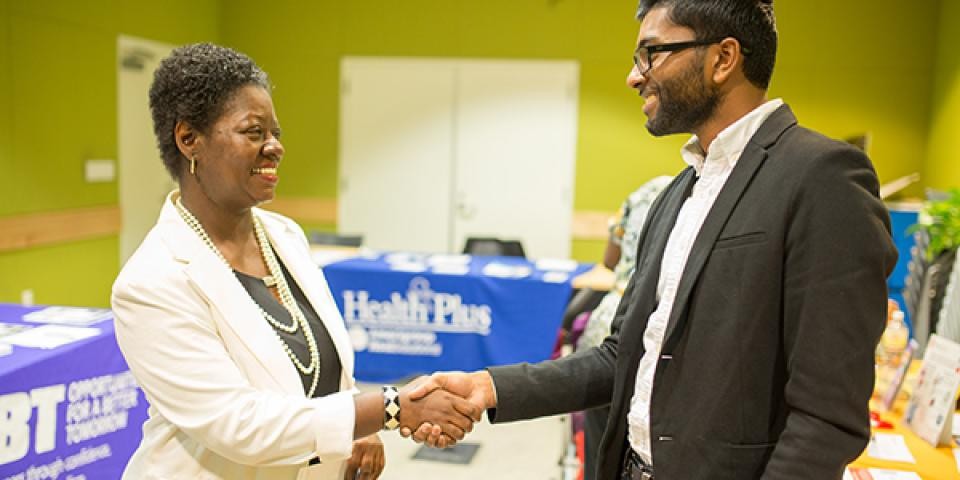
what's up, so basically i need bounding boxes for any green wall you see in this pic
[773,1,938,199]
[0,0,951,306]
[0,0,219,306]
[0,1,10,186]
[223,0,940,262]
[925,0,960,190]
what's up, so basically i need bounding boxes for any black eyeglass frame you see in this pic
[632,38,751,75]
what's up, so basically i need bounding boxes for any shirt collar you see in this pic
[681,98,784,176]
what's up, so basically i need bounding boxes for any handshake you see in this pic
[395,370,497,448]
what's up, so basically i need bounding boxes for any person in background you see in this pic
[575,175,672,480]
[111,43,477,480]
[405,1,898,478]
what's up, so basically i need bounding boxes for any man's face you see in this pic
[628,7,722,136]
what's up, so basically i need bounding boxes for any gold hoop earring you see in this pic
[190,155,197,175]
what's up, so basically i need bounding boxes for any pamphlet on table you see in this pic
[905,334,960,446]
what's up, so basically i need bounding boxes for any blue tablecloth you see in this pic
[0,304,147,479]
[322,253,592,382]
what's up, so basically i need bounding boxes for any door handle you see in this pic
[457,201,476,220]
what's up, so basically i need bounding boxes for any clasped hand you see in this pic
[398,371,495,448]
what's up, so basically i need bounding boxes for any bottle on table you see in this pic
[878,309,910,368]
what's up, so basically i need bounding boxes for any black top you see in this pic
[234,258,342,398]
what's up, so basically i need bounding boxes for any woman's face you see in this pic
[193,85,285,210]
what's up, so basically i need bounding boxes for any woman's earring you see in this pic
[190,155,197,175]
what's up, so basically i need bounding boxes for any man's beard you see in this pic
[645,57,722,137]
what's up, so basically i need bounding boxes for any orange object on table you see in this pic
[849,388,959,478]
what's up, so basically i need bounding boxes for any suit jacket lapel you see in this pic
[661,105,798,345]
[158,195,304,395]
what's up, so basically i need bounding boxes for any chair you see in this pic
[462,237,526,258]
[309,231,363,247]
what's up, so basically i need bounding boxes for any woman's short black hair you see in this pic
[637,0,777,90]
[148,43,270,180]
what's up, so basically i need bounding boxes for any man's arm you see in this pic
[762,145,897,478]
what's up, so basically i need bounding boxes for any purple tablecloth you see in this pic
[0,304,147,479]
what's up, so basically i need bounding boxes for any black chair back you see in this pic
[309,232,364,247]
[462,237,526,258]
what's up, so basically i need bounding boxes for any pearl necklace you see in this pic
[174,197,321,397]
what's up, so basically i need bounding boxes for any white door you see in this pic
[338,57,579,258]
[339,58,456,253]
[118,36,175,264]
[453,60,578,259]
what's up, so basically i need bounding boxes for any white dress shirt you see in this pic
[627,99,785,464]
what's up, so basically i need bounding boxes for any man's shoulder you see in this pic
[770,122,869,167]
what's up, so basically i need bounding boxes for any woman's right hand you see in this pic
[345,434,385,480]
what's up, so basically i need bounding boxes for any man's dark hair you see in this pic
[149,43,270,180]
[637,0,777,89]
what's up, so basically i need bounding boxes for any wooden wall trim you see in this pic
[0,206,121,253]
[0,201,607,253]
[264,197,610,240]
[262,197,338,224]
[571,210,611,241]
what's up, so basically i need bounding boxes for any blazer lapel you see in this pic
[258,212,356,391]
[158,194,304,395]
[661,105,798,345]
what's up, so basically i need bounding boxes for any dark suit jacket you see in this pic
[488,105,898,480]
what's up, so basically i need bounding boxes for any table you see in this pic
[849,405,959,479]
[0,304,148,480]
[848,360,959,479]
[321,252,593,382]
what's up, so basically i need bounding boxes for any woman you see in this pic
[112,43,475,480]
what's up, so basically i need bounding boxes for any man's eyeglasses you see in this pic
[632,38,749,76]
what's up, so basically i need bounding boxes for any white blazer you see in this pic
[112,192,357,480]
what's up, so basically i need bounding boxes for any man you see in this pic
[408,1,897,478]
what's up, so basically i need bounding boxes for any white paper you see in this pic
[864,469,922,480]
[541,271,571,283]
[22,306,112,326]
[1,325,101,349]
[866,433,916,463]
[0,322,31,339]
[389,262,427,273]
[431,264,469,275]
[428,254,471,266]
[482,263,532,279]
[845,467,923,480]
[357,248,381,260]
[953,413,960,437]
[384,252,428,265]
[534,258,578,272]
[0,343,11,357]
